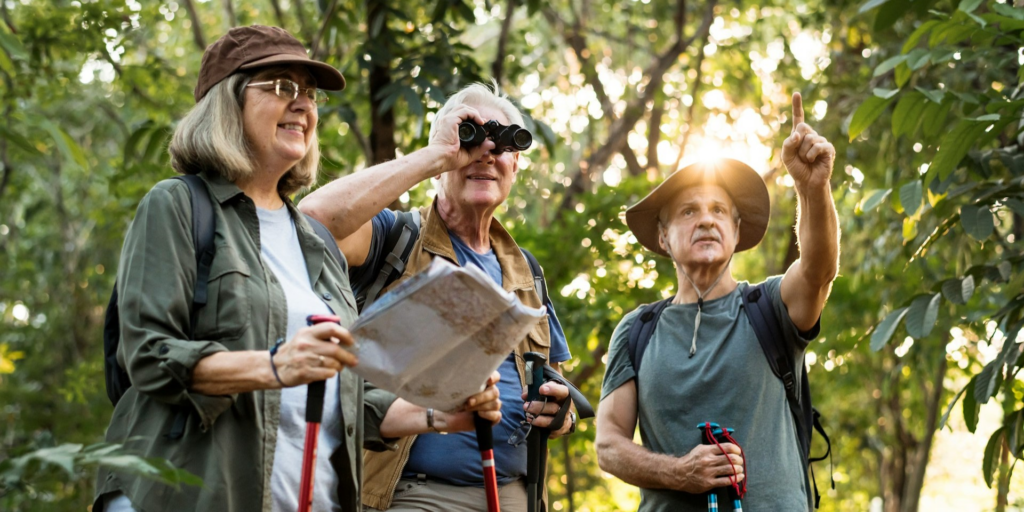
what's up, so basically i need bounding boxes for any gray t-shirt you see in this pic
[258,206,342,512]
[601,276,815,512]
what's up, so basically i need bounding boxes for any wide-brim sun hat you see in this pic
[194,25,345,103]
[625,158,770,257]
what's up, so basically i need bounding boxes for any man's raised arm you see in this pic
[780,92,841,332]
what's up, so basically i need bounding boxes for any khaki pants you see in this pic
[369,477,528,512]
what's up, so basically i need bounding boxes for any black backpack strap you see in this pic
[742,282,832,508]
[519,248,548,307]
[361,209,420,310]
[626,298,673,375]
[174,175,216,320]
[304,214,345,266]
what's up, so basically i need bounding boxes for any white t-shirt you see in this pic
[259,205,342,512]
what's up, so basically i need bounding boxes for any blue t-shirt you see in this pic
[350,209,571,486]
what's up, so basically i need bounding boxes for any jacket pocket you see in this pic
[526,315,551,353]
[196,246,251,340]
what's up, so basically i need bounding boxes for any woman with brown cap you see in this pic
[94,26,499,512]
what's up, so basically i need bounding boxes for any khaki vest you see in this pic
[361,200,552,510]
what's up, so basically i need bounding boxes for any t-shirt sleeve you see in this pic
[762,275,820,351]
[348,209,397,292]
[600,308,644,401]
[545,303,571,364]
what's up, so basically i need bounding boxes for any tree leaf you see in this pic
[939,381,969,430]
[932,120,989,180]
[871,307,908,351]
[964,377,980,433]
[892,92,927,137]
[941,275,975,304]
[902,20,942,53]
[41,120,89,170]
[975,323,1021,405]
[961,204,994,240]
[905,293,941,339]
[905,48,931,70]
[856,189,891,214]
[903,217,918,240]
[983,427,1005,488]
[921,99,953,138]
[914,86,945,104]
[0,125,42,156]
[873,55,908,77]
[849,96,895,142]
[958,0,984,14]
[1005,199,1024,217]
[859,0,890,14]
[900,180,923,217]
[873,87,901,99]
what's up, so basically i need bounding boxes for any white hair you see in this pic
[429,81,525,142]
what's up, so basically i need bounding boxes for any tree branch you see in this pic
[671,42,705,172]
[180,0,207,51]
[645,94,663,174]
[293,0,313,43]
[492,0,517,86]
[223,0,237,27]
[269,0,288,30]
[310,0,340,60]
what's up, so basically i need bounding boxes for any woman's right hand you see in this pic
[272,322,358,387]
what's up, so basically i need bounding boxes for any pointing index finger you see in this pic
[792,92,804,132]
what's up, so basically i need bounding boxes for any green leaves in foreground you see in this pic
[961,204,994,240]
[0,442,202,493]
[849,95,895,141]
[871,293,942,351]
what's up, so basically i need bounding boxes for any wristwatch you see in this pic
[426,408,446,434]
[567,410,577,434]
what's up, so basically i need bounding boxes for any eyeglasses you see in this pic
[507,396,548,447]
[247,78,328,105]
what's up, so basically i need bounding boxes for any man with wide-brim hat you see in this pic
[595,93,840,511]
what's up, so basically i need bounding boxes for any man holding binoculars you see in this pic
[300,83,576,511]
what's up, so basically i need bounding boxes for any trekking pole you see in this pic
[524,351,547,512]
[698,422,743,512]
[475,412,501,512]
[298,314,341,512]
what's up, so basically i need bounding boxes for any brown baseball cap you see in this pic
[625,158,771,257]
[194,25,345,103]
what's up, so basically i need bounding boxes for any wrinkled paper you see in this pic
[348,258,546,411]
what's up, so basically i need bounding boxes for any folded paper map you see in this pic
[348,258,546,411]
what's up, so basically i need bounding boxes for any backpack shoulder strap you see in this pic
[626,298,673,375]
[361,209,421,310]
[519,247,549,308]
[173,174,216,314]
[304,214,345,267]
[742,283,797,403]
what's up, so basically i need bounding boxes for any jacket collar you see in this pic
[420,199,534,293]
[195,170,328,286]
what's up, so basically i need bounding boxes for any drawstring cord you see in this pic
[703,422,747,499]
[678,255,733,357]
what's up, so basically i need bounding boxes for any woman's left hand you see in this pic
[435,371,502,432]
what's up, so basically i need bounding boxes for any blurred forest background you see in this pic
[1,0,1023,510]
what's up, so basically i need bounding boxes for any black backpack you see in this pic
[626,283,833,508]
[102,174,343,408]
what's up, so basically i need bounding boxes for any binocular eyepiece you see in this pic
[458,120,532,154]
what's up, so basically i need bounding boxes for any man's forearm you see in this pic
[795,183,840,285]
[597,435,685,491]
[298,146,447,240]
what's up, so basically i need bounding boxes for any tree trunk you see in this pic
[180,0,207,51]
[901,339,948,511]
[365,0,398,208]
[645,94,663,175]
[563,435,575,512]
[223,0,237,27]
[492,0,516,86]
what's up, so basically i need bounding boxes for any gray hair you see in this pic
[429,81,525,142]
[169,69,320,196]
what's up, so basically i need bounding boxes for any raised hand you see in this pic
[428,104,497,173]
[782,92,835,191]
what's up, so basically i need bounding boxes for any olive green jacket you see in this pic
[94,171,397,512]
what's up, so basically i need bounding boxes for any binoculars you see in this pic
[459,120,532,153]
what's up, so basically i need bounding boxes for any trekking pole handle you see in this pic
[304,315,341,423]
[524,352,547,402]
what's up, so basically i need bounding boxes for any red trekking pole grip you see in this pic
[297,314,341,512]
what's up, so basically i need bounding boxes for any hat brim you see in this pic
[240,54,346,91]
[625,158,770,257]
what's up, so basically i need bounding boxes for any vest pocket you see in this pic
[526,315,551,354]
[196,246,251,340]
